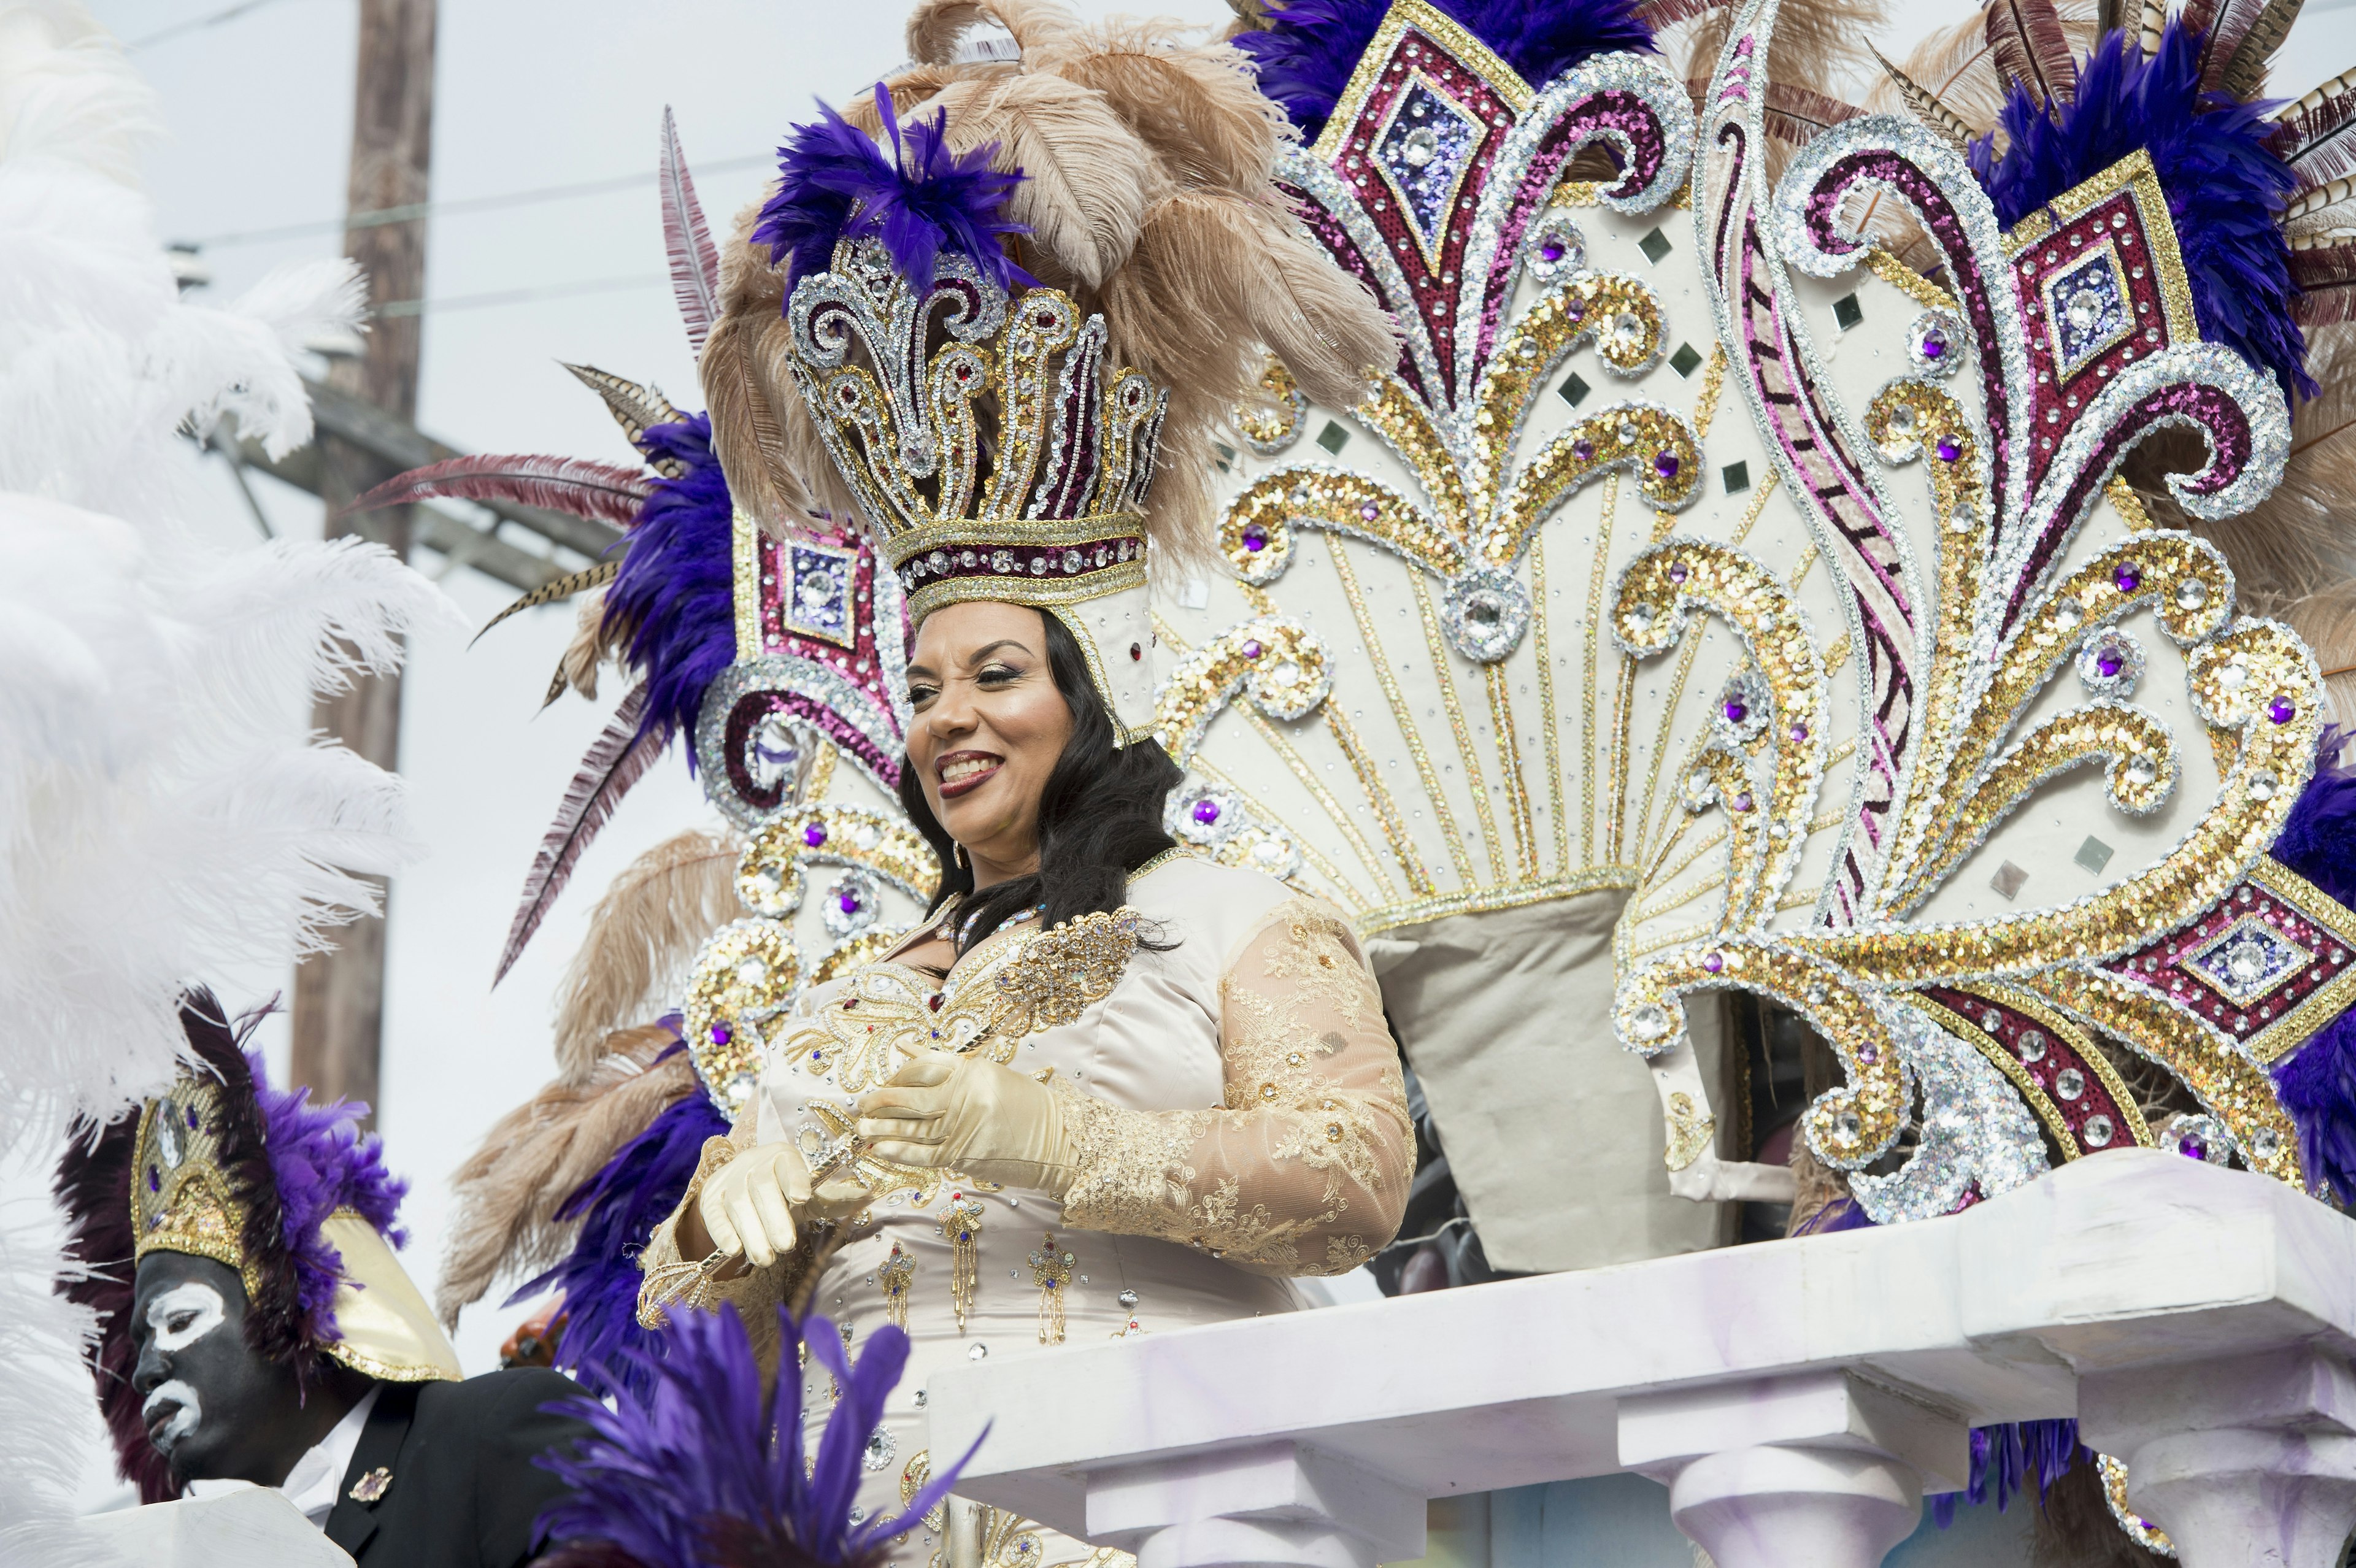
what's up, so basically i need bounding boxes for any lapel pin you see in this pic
[347,1466,393,1504]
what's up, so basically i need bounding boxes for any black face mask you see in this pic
[128,1253,364,1489]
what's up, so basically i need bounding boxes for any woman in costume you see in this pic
[631,3,1411,1561]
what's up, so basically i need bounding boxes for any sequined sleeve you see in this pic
[1057,899,1413,1275]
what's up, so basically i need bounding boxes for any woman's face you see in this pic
[905,601,1074,880]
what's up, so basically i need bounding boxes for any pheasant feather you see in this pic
[472,560,623,647]
[345,453,652,529]
[564,363,687,476]
[1984,0,2077,109]
[495,682,664,985]
[661,107,722,359]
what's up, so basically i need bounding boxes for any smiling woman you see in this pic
[626,2,1414,1562]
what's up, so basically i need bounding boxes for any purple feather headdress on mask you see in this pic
[247,1043,409,1342]
[530,1305,977,1568]
[2268,729,2356,1202]
[753,83,1037,294]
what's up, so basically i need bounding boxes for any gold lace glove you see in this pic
[855,1055,1079,1197]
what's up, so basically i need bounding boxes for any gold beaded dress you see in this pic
[638,851,1413,1567]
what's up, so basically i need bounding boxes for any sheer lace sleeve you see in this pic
[1057,899,1412,1276]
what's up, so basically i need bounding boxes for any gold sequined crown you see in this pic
[785,240,1165,622]
[133,1076,258,1291]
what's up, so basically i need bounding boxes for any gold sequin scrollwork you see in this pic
[1026,1232,1075,1345]
[1671,745,1771,934]
[1232,354,1306,456]
[1617,946,1905,1169]
[1152,618,1334,761]
[1796,618,2320,986]
[1220,465,1461,587]
[878,1241,915,1330]
[1484,402,1700,563]
[1463,271,1665,520]
[738,801,939,917]
[1901,704,2179,899]
[684,920,802,1118]
[994,908,1144,1034]
[940,1192,985,1333]
[2025,964,2303,1188]
[900,1451,947,1534]
[1882,532,2234,912]
[1616,542,1828,926]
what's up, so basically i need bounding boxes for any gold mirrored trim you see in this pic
[2240,855,2356,1065]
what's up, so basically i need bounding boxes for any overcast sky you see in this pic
[47,0,2356,1509]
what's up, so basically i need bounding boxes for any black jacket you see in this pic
[323,1369,590,1568]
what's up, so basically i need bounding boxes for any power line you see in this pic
[126,0,309,52]
[374,272,667,318]
[190,153,776,250]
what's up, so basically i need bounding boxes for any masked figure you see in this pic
[629,4,1411,1562]
[56,994,591,1568]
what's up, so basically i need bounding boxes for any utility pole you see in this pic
[291,0,437,1118]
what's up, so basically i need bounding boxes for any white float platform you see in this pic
[928,1149,2356,1568]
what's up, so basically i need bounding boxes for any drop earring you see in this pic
[955,842,971,871]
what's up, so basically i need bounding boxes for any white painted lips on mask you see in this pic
[142,1379,202,1450]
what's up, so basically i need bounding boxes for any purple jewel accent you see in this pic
[2271,698,2296,724]
[1359,502,1380,521]
[147,1166,160,1194]
[1242,640,1263,659]
[838,891,861,913]
[2114,564,2142,594]
[2180,1138,2208,1161]
[804,822,828,848]
[1921,335,1946,360]
[1668,562,1688,583]
[1789,723,1809,744]
[710,1022,732,1046]
[1193,799,1223,826]
[2096,650,2124,679]
[1540,240,1566,263]
[1731,792,1754,812]
[1241,524,1268,553]
[1567,296,1587,321]
[1723,700,1749,724]
[1653,451,1679,480]
[1935,437,1961,463]
[1573,437,1596,462]
[1703,952,1725,974]
[185,1105,199,1128]
[1859,1045,1879,1064]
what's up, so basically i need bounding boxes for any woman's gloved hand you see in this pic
[695,1141,871,1267]
[855,1054,1080,1196]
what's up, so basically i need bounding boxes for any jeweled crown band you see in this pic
[891,514,1148,622]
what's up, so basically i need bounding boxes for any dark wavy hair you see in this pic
[897,610,1182,954]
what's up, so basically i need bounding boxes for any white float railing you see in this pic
[927,1150,2356,1568]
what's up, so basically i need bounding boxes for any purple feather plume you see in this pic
[507,1042,727,1399]
[1931,1420,2085,1527]
[496,682,664,985]
[661,107,722,358]
[1791,1193,1876,1234]
[247,1045,409,1343]
[753,83,1036,293]
[531,1306,977,1568]
[1969,24,2312,401]
[2266,729,2356,1201]
[1235,0,1655,142]
[601,413,737,758]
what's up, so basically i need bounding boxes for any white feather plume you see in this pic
[0,2,458,1541]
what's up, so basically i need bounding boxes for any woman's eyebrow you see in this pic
[964,639,1034,666]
